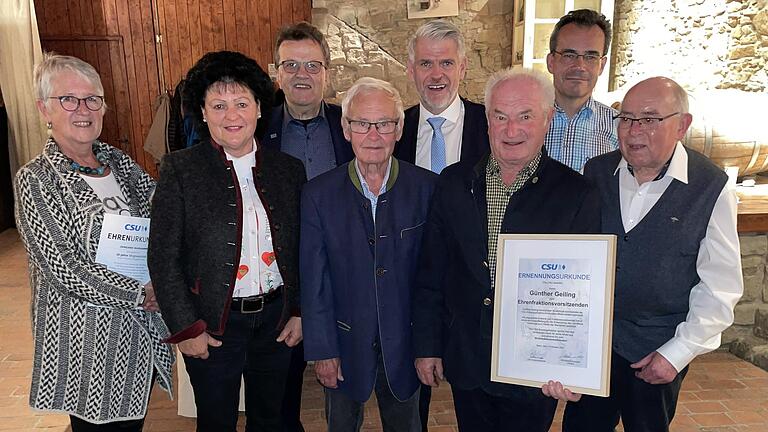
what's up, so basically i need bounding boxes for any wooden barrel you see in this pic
[602,89,768,176]
[684,90,768,176]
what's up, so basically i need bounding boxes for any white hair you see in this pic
[341,77,405,126]
[484,67,555,114]
[407,19,466,63]
[34,53,105,107]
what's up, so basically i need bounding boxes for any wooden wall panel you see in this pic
[156,0,311,95]
[36,36,132,163]
[34,0,311,175]
[35,0,163,176]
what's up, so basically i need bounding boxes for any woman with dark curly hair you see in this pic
[147,50,306,432]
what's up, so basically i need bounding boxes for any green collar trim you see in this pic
[348,157,399,195]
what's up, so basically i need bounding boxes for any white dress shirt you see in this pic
[615,142,743,371]
[226,143,283,297]
[415,96,465,170]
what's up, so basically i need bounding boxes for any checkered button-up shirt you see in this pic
[545,97,618,172]
[486,152,541,286]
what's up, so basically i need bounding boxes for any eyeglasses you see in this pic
[346,119,399,134]
[614,112,680,130]
[49,95,104,112]
[277,60,326,74]
[552,50,604,65]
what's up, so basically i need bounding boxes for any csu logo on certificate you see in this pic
[540,263,566,271]
[124,224,148,232]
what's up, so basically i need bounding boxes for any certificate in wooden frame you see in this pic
[490,234,616,397]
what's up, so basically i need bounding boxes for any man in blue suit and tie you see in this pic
[395,20,489,176]
[301,77,437,432]
[396,22,490,429]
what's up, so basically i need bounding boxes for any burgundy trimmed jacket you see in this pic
[148,140,306,343]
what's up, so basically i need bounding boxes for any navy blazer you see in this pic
[394,97,489,167]
[301,159,437,402]
[260,101,354,166]
[412,151,601,400]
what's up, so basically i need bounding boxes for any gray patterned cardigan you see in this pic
[14,139,174,423]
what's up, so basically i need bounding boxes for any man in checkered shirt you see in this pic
[544,9,619,172]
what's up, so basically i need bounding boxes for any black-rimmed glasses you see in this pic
[49,95,104,112]
[277,60,326,74]
[346,119,399,134]
[552,50,604,65]
[614,112,681,130]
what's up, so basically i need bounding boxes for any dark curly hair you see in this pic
[182,50,274,140]
[549,9,612,56]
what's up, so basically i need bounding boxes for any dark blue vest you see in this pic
[584,148,727,362]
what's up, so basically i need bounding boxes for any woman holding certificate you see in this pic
[148,51,305,432]
[14,54,173,431]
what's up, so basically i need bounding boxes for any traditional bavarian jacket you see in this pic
[14,139,173,423]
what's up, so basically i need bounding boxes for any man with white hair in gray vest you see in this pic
[544,76,744,432]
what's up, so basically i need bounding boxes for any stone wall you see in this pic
[728,233,768,368]
[312,0,515,105]
[315,0,768,102]
[612,0,768,92]
[733,234,768,328]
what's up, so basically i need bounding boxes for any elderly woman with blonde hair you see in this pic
[14,53,173,431]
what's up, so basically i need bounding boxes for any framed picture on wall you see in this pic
[407,0,459,19]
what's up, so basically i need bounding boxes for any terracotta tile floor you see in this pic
[2,228,768,431]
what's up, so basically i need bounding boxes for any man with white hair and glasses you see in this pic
[550,76,743,432]
[301,77,437,432]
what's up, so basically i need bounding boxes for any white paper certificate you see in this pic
[95,214,151,284]
[491,234,616,397]
[515,257,591,368]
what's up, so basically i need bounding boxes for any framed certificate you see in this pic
[490,234,616,397]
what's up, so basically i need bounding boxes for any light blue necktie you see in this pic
[427,117,447,174]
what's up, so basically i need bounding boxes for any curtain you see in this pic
[0,0,46,174]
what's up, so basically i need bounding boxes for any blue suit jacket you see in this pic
[301,159,437,402]
[412,151,601,400]
[394,97,489,167]
[260,101,354,166]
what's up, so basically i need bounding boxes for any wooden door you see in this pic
[36,0,165,176]
[155,0,311,94]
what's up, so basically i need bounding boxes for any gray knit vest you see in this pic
[584,148,727,362]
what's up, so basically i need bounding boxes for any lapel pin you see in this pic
[671,217,679,222]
